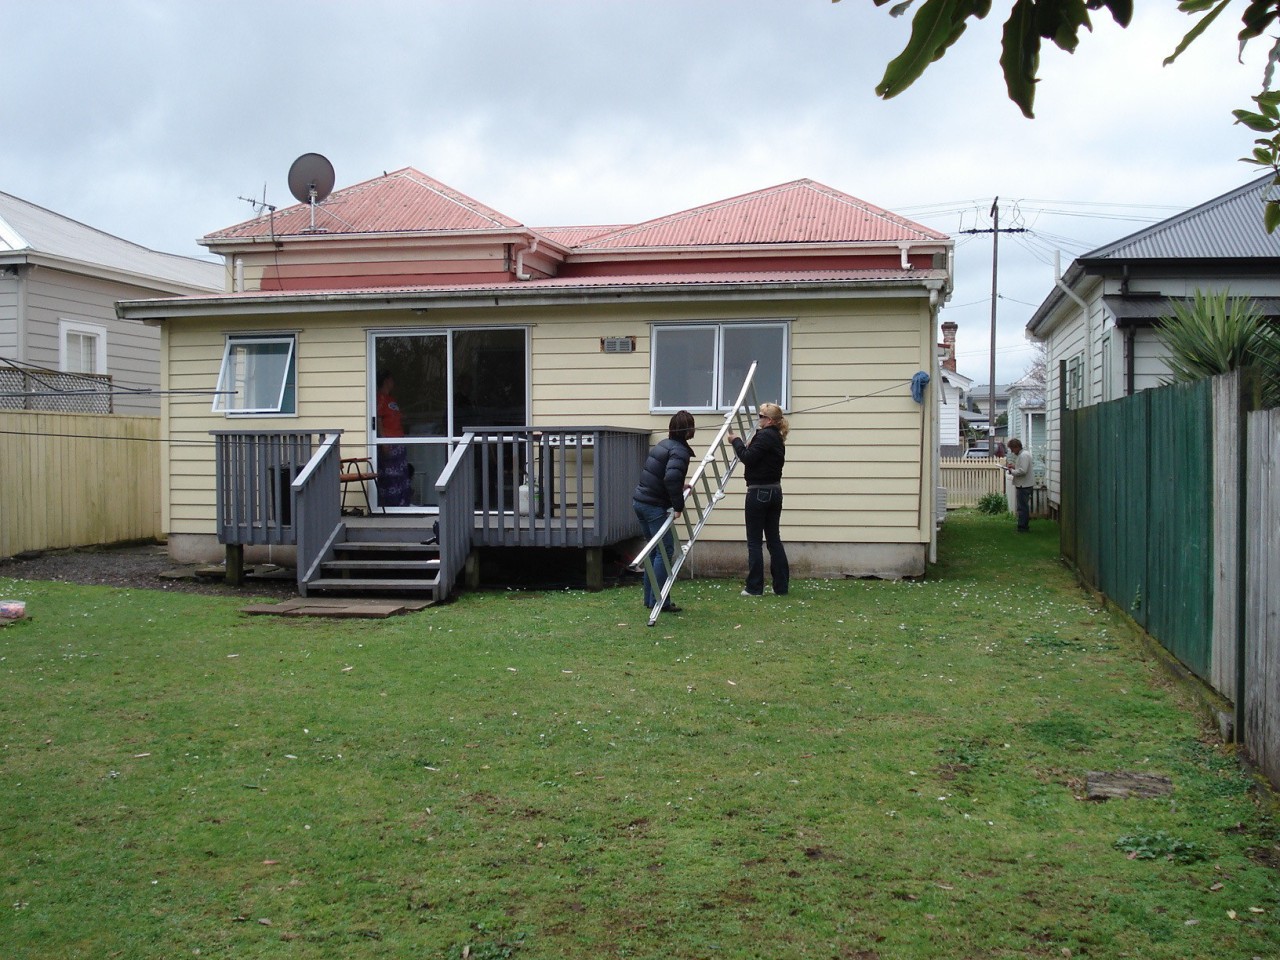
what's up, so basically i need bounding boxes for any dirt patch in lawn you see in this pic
[0,542,297,598]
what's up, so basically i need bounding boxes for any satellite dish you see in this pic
[287,153,335,205]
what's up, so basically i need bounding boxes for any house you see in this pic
[966,382,1011,421]
[0,192,222,413]
[117,168,953,592]
[936,321,971,456]
[1026,173,1280,513]
[1004,373,1046,479]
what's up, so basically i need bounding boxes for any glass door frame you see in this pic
[366,326,531,513]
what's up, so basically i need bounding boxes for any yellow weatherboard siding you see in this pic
[161,296,932,550]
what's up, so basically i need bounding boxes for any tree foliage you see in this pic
[845,0,1280,226]
[1156,289,1280,407]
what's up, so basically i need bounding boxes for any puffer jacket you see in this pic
[732,424,785,486]
[632,437,694,512]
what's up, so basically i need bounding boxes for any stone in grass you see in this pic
[1086,771,1173,800]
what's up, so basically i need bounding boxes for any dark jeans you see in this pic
[1015,485,1032,530]
[744,485,789,595]
[633,500,675,608]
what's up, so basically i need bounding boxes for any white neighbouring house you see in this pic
[1025,173,1280,514]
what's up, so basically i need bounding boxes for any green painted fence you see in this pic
[1061,379,1214,681]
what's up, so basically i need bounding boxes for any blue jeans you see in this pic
[744,485,788,595]
[633,500,675,608]
[1015,486,1032,530]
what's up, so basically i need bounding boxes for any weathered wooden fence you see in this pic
[0,411,161,557]
[1243,404,1280,789]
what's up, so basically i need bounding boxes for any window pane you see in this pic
[721,325,785,408]
[452,329,527,430]
[652,326,715,409]
[215,338,295,414]
[375,334,448,437]
[66,333,96,374]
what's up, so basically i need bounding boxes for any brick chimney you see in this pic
[940,321,958,372]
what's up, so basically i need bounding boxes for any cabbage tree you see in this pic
[1156,290,1280,407]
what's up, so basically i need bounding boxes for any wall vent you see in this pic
[601,336,636,354]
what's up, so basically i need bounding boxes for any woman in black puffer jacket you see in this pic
[728,402,789,597]
[632,410,696,612]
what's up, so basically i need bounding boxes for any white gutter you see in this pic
[1055,251,1092,404]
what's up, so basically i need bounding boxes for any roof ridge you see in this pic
[578,178,946,248]
[584,180,817,246]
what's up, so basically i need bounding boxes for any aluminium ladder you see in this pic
[630,362,762,626]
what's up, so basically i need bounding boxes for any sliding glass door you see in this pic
[369,328,527,510]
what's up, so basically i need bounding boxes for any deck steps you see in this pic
[304,537,442,598]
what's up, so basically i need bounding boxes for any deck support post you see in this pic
[585,547,603,592]
[225,544,245,586]
[464,550,480,590]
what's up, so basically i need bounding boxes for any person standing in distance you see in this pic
[632,411,696,613]
[727,402,790,597]
[1005,437,1034,532]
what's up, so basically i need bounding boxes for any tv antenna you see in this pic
[237,183,275,218]
[287,153,335,232]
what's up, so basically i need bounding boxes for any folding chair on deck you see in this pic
[339,456,382,515]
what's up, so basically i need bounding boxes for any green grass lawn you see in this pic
[1,512,1276,959]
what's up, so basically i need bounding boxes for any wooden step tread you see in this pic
[323,559,441,571]
[336,541,440,553]
[306,577,439,593]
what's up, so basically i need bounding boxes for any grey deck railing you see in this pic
[292,434,343,591]
[434,433,477,600]
[211,429,334,546]
[466,426,650,548]
[212,425,651,592]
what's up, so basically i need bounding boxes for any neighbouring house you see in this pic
[0,191,223,413]
[937,320,971,457]
[1026,172,1280,514]
[1005,373,1046,479]
[967,382,1011,422]
[117,168,953,594]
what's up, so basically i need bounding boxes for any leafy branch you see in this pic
[848,0,1280,225]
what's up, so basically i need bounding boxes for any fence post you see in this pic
[1235,367,1263,742]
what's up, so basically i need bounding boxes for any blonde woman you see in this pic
[727,402,789,596]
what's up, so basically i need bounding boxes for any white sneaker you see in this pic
[740,589,762,597]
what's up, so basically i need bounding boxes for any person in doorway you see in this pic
[632,410,696,613]
[1006,437,1034,532]
[375,372,413,507]
[727,402,790,597]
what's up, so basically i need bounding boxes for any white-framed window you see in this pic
[213,334,297,415]
[1065,354,1085,410]
[59,319,107,375]
[1100,332,1113,402]
[650,321,789,412]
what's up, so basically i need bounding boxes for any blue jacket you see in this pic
[633,437,693,512]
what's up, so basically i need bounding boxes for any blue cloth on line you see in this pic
[910,370,930,404]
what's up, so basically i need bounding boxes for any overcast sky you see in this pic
[3,0,1272,384]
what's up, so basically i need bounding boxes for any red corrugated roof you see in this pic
[534,224,633,246]
[575,179,947,249]
[204,168,524,241]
